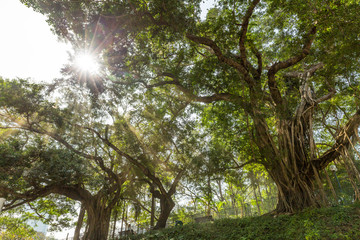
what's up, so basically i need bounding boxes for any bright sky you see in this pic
[0,0,71,83]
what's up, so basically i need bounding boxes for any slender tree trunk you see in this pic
[240,199,245,217]
[217,179,225,202]
[229,184,238,216]
[324,169,338,202]
[253,185,261,215]
[264,183,274,211]
[150,185,155,228]
[120,201,126,232]
[125,204,128,229]
[249,171,261,215]
[154,194,175,229]
[257,184,263,204]
[74,204,85,240]
[112,206,118,240]
[206,175,212,216]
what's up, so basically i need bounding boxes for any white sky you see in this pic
[0,0,71,83]
[0,0,215,239]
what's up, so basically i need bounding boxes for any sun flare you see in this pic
[74,53,100,74]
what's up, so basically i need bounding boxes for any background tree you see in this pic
[0,78,130,239]
[0,76,203,233]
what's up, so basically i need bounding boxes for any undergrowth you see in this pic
[130,203,360,240]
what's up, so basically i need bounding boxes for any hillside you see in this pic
[131,203,360,240]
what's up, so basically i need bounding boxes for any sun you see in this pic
[74,53,100,74]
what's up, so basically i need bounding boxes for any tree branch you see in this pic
[168,169,185,196]
[249,40,263,78]
[239,0,260,67]
[313,109,360,169]
[158,72,251,107]
[283,62,324,78]
[218,159,258,171]
[85,127,169,196]
[2,184,91,211]
[186,34,253,85]
[315,88,336,104]
[267,26,317,106]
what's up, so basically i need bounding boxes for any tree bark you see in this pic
[269,164,321,213]
[150,184,155,228]
[261,112,321,213]
[112,205,118,240]
[153,192,175,229]
[265,117,323,213]
[249,171,261,215]
[324,169,338,202]
[120,201,126,232]
[73,204,85,240]
[206,175,212,216]
[83,198,112,240]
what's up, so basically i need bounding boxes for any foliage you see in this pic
[131,203,360,240]
[0,214,39,240]
[0,75,204,232]
[0,78,131,238]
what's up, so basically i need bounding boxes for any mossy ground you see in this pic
[130,203,360,240]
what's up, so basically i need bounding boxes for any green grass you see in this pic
[131,203,360,240]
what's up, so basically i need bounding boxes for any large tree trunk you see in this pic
[268,162,321,213]
[83,199,112,240]
[153,194,175,229]
[264,107,360,213]
[267,118,323,213]
[253,76,329,213]
[254,117,323,213]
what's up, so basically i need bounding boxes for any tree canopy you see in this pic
[1,0,360,239]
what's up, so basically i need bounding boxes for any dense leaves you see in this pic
[2,0,360,238]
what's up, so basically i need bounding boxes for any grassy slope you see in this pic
[131,203,360,240]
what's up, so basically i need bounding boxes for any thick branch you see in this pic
[315,88,336,104]
[239,0,260,66]
[249,40,263,78]
[113,76,243,104]
[267,26,317,106]
[168,169,185,196]
[314,109,360,169]
[284,62,324,78]
[186,34,251,84]
[158,73,252,108]
[2,184,91,211]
